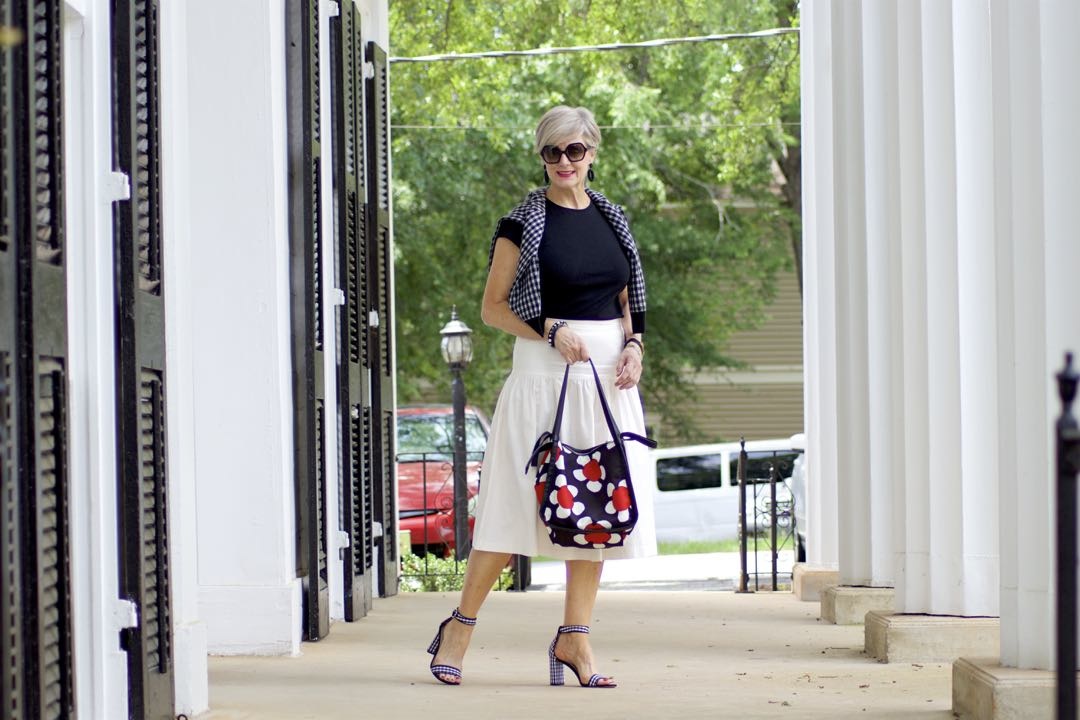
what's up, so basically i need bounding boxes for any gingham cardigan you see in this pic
[488,188,647,329]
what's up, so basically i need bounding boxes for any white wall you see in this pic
[184,0,302,655]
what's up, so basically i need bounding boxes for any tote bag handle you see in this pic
[550,360,623,450]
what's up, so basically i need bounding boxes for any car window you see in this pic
[729,450,802,485]
[656,453,725,492]
[397,414,487,457]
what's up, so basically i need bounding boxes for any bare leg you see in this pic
[554,560,614,686]
[431,549,511,684]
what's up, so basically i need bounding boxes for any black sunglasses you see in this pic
[540,142,590,164]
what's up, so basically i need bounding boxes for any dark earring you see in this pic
[587,165,595,182]
[543,167,549,183]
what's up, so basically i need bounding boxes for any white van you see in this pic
[640,437,804,543]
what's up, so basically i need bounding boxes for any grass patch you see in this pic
[658,539,742,555]
[533,538,758,562]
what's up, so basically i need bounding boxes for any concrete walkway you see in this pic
[531,550,796,591]
[201,590,955,720]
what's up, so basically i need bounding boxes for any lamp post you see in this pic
[440,306,473,561]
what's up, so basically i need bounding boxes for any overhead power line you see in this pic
[389,27,799,64]
[392,122,801,131]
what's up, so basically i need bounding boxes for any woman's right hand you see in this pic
[551,324,590,364]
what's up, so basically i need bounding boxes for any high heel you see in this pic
[427,608,477,685]
[548,625,616,688]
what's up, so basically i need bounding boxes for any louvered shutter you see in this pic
[0,1,23,715]
[331,0,374,620]
[287,0,330,641]
[111,1,176,717]
[1,2,76,718]
[364,40,397,598]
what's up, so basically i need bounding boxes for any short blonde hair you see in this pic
[534,106,601,155]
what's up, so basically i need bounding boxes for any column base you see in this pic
[952,657,1067,720]
[792,563,840,602]
[820,585,894,625]
[200,580,302,655]
[865,612,999,663]
[174,620,209,716]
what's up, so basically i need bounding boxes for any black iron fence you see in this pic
[737,440,799,592]
[1056,352,1079,719]
[397,450,530,591]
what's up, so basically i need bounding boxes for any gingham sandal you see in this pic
[548,625,616,688]
[427,608,477,685]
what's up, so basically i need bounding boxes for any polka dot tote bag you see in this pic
[526,360,657,549]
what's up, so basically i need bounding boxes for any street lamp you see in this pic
[440,306,473,560]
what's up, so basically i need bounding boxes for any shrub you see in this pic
[400,552,514,592]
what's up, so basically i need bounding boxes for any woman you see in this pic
[426,105,654,688]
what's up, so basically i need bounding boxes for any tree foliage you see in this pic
[390,0,800,442]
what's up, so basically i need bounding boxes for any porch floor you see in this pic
[200,589,955,719]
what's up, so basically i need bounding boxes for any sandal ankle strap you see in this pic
[557,624,590,635]
[452,608,477,626]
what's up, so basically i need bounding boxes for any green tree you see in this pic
[390,0,800,442]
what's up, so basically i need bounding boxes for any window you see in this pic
[397,413,487,459]
[729,450,802,485]
[656,453,725,492]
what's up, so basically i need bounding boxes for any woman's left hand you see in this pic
[615,344,643,389]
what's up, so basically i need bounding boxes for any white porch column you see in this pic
[800,0,840,572]
[1038,0,1080,667]
[161,0,209,712]
[919,0,967,615]
[186,0,302,655]
[830,0,875,587]
[860,0,900,589]
[952,0,1000,617]
[991,0,1051,671]
[894,0,932,614]
[953,4,1080,712]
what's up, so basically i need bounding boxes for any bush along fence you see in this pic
[397,450,530,591]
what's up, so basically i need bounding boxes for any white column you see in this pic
[860,0,900,588]
[920,0,967,614]
[317,0,345,622]
[991,0,1080,672]
[991,0,1050,670]
[801,0,839,570]
[161,0,209,711]
[894,0,932,614]
[1039,0,1080,668]
[186,0,301,655]
[831,0,875,586]
[952,0,999,616]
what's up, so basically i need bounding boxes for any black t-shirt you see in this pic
[497,198,634,336]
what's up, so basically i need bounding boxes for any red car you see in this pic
[397,405,490,556]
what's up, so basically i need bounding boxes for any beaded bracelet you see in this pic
[623,337,644,355]
[547,321,568,347]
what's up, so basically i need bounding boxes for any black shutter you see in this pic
[364,40,396,598]
[111,0,175,717]
[331,0,374,620]
[286,0,329,640]
[1,2,76,718]
[0,2,23,717]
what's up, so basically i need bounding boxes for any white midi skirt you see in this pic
[472,319,658,561]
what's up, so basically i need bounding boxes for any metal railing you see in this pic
[1056,352,1079,719]
[396,450,529,591]
[736,440,798,592]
